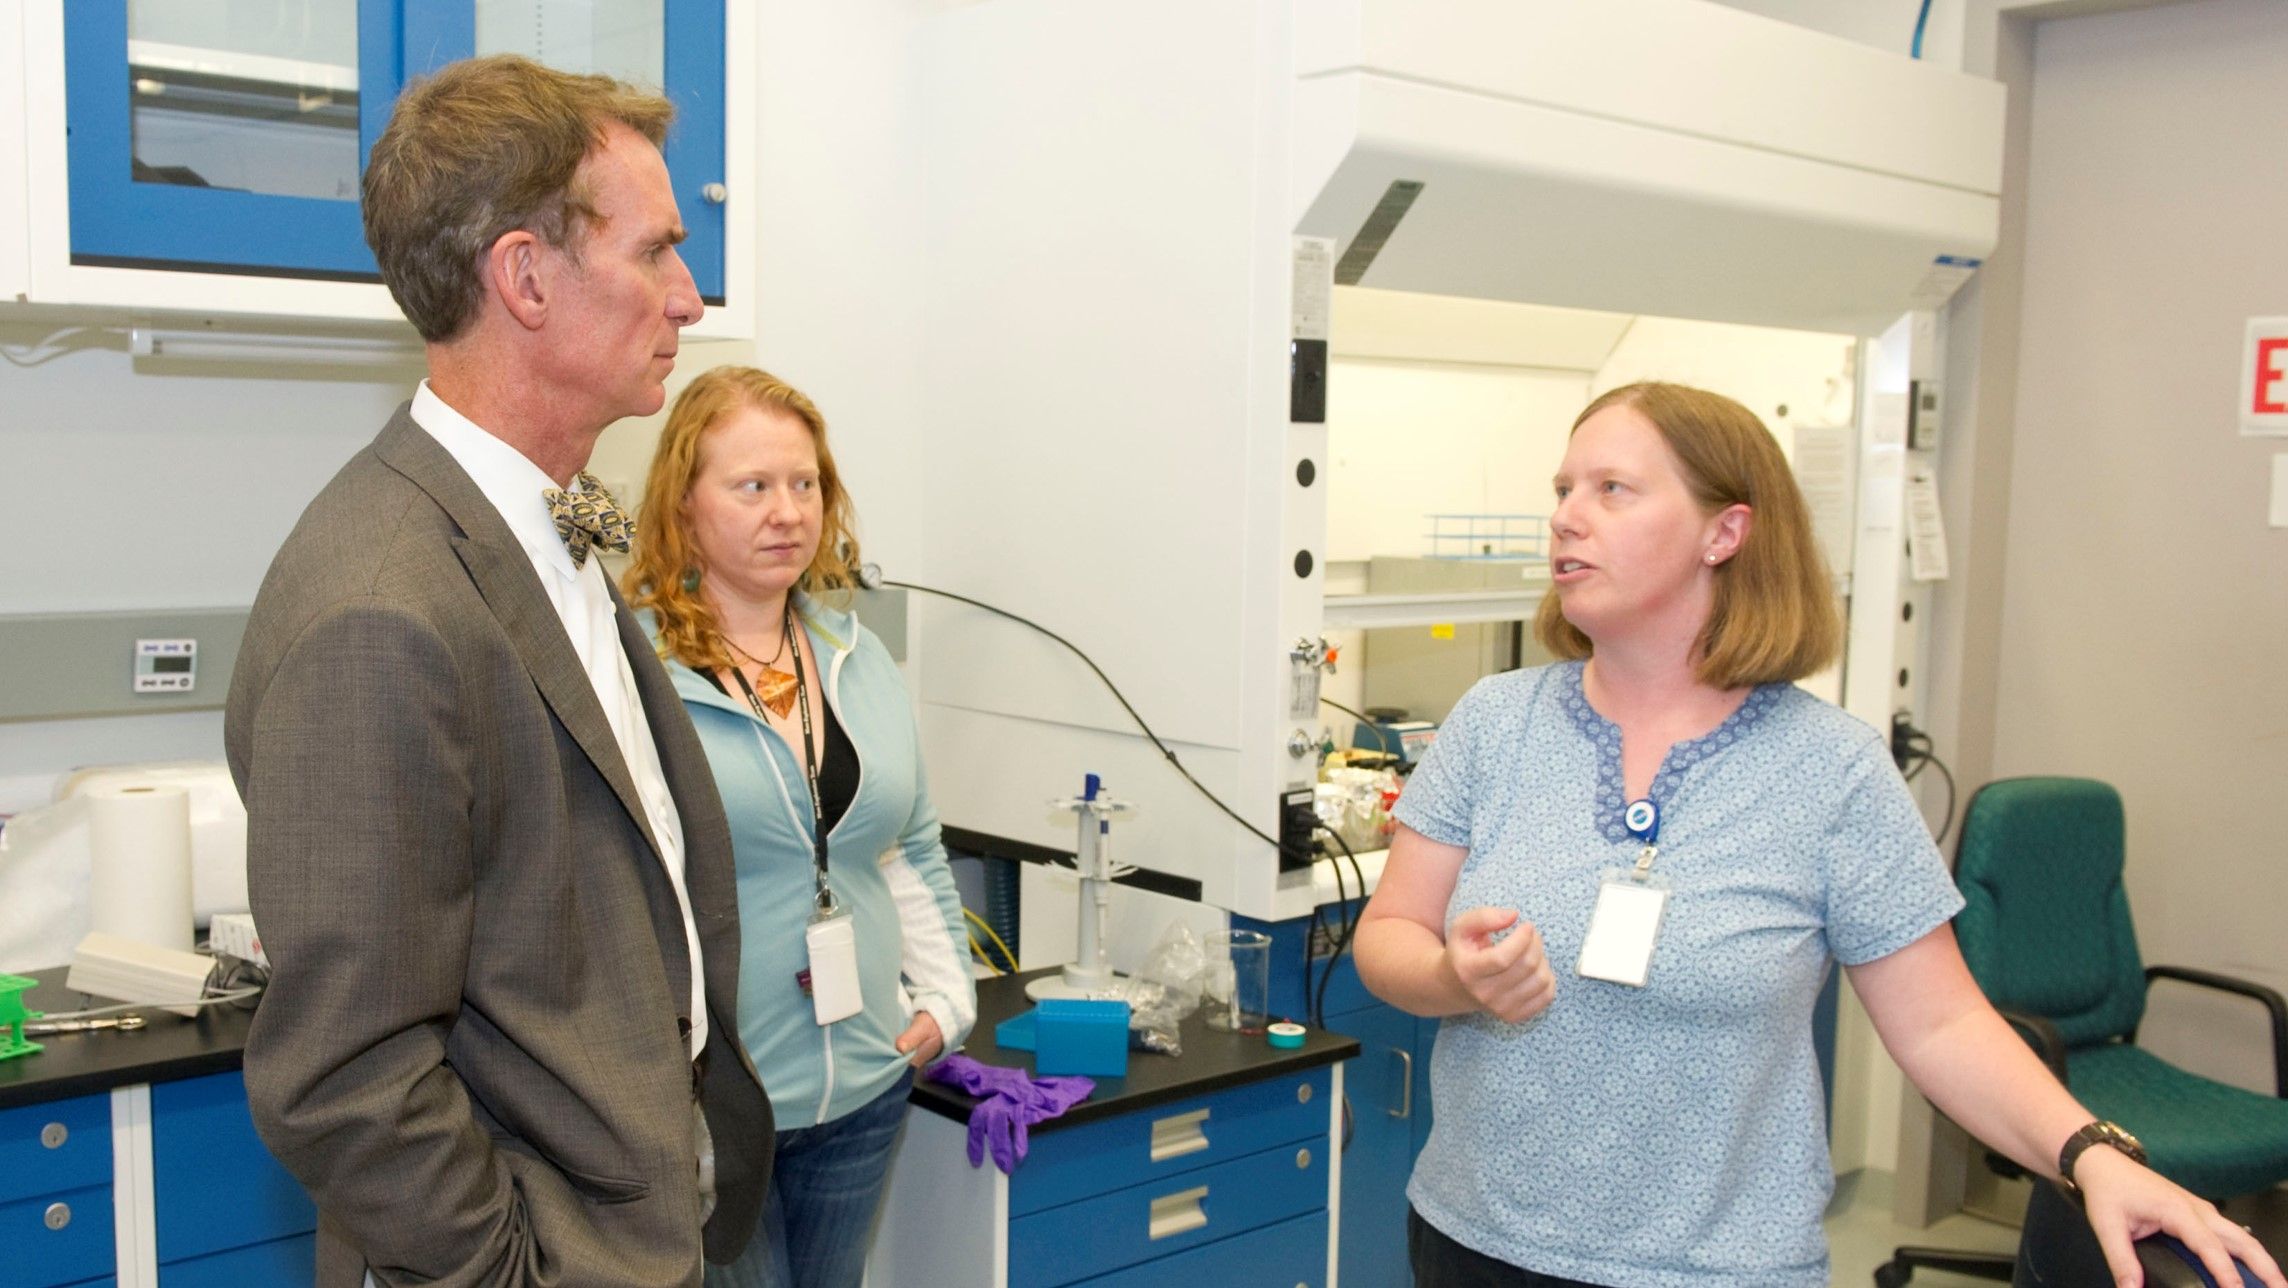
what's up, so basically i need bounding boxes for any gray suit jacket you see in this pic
[226,407,773,1287]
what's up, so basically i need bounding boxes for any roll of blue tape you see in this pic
[1267,1021,1306,1049]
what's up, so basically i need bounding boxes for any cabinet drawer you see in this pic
[4,1180,116,1288]
[152,1071,316,1263]
[1073,1208,1328,1288]
[1011,1067,1328,1216]
[0,1093,113,1205]
[1010,1138,1327,1288]
[160,1231,316,1288]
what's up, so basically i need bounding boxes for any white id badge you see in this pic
[803,911,864,1025]
[1575,872,1670,987]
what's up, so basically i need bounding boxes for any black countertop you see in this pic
[0,965,1365,1129]
[0,969,254,1111]
[909,969,1358,1132]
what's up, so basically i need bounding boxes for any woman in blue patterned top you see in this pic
[1353,383,2279,1288]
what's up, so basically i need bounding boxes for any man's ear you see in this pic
[485,229,550,331]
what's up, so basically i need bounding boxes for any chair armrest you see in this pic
[1997,1005,2071,1082]
[2144,965,2288,1099]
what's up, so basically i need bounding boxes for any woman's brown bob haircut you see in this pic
[624,367,865,673]
[363,55,674,342]
[1534,381,1842,688]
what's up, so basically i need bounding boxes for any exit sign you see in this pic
[2244,316,2288,436]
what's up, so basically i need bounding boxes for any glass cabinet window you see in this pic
[126,1,362,202]
[475,0,664,89]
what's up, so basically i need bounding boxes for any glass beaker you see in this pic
[1203,928,1271,1033]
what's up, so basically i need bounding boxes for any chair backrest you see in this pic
[1951,777,2147,1049]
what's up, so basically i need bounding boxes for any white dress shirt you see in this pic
[410,381,708,1060]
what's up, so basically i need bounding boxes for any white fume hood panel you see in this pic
[1293,0,2006,335]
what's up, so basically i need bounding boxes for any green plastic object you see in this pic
[0,973,42,1061]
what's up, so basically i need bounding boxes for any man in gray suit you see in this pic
[226,56,771,1287]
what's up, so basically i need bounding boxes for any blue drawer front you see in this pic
[1010,1139,1327,1288]
[160,1231,317,1288]
[152,1071,316,1264]
[5,1180,116,1287]
[0,1093,112,1205]
[1011,1067,1328,1217]
[1073,1208,1329,1288]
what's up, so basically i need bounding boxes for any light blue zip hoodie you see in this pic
[645,595,974,1128]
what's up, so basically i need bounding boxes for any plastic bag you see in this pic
[1122,921,1208,1056]
[1316,766,1401,854]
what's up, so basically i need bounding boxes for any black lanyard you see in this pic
[728,605,836,914]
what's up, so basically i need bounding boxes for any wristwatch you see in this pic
[2058,1120,2147,1194]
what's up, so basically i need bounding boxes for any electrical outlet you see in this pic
[1278,788,1317,871]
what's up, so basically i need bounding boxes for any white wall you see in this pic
[1322,302,1858,571]
[1594,316,1859,435]
[0,329,408,808]
[1324,359,1588,563]
[1986,0,2288,1092]
[0,326,750,796]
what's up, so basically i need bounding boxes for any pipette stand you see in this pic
[1025,774,1136,1002]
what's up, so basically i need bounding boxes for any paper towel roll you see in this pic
[86,783,195,952]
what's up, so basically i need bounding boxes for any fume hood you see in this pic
[1292,0,2004,333]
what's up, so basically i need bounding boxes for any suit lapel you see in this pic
[617,590,745,1010]
[371,408,666,866]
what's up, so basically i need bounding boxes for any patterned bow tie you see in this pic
[542,473,633,570]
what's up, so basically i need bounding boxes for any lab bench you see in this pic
[0,970,314,1288]
[868,969,1360,1288]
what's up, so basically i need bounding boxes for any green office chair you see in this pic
[1877,776,2288,1286]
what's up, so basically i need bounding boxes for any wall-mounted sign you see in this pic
[2243,316,2288,436]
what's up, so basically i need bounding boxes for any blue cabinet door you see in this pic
[64,0,403,278]
[394,0,727,301]
[63,1,724,296]
[6,1181,115,1288]
[160,1232,317,1288]
[151,1070,316,1267]
[1329,1001,1420,1288]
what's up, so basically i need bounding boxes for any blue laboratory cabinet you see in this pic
[1241,906,1437,1288]
[61,0,728,299]
[2,1091,115,1288]
[150,1070,318,1285]
[1329,997,1435,1288]
[5,1069,316,1288]
[869,969,1358,1288]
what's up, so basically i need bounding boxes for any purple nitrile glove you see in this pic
[928,1054,1096,1174]
[968,1093,1023,1172]
[930,1052,1036,1099]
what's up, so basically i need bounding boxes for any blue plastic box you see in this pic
[1032,999,1129,1077]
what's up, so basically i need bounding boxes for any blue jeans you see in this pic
[707,1068,916,1288]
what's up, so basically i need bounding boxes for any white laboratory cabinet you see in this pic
[1,0,756,339]
[1,1,30,306]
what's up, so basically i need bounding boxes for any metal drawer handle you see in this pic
[41,1122,68,1149]
[1149,1107,1211,1162]
[1390,1048,1413,1119]
[44,1202,70,1231]
[1147,1185,1209,1241]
